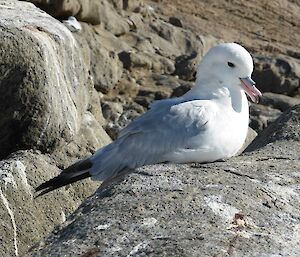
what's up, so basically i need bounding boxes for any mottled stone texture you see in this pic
[29,106,300,257]
[0,1,110,256]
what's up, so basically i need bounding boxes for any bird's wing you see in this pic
[119,97,211,138]
[90,99,217,180]
[35,99,217,196]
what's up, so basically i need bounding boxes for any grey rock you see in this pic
[118,50,175,74]
[0,2,112,256]
[28,0,136,34]
[127,13,145,31]
[75,24,123,94]
[110,0,142,12]
[28,101,300,257]
[171,81,194,97]
[102,98,145,140]
[238,127,257,154]
[247,104,300,151]
[260,92,300,112]
[0,1,90,158]
[249,104,282,132]
[253,55,300,96]
[0,150,101,257]
[77,0,130,35]
[145,20,218,59]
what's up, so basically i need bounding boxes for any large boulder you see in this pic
[27,109,300,256]
[0,0,98,158]
[0,151,101,257]
[0,1,111,256]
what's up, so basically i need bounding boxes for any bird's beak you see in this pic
[240,77,262,103]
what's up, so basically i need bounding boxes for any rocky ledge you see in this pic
[27,106,300,257]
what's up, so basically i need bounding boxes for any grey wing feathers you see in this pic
[90,100,213,181]
[36,99,214,195]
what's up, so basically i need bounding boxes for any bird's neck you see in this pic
[184,79,249,113]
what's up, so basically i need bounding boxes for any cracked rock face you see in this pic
[0,1,90,158]
[0,2,111,256]
[28,106,300,256]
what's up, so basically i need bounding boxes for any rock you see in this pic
[151,74,182,89]
[118,51,132,69]
[0,1,91,158]
[171,81,194,97]
[169,17,183,27]
[146,20,217,59]
[237,127,257,154]
[62,16,82,32]
[0,2,112,256]
[75,24,123,94]
[28,106,300,257]
[0,150,100,257]
[113,72,140,97]
[28,0,132,35]
[77,0,130,35]
[121,0,143,11]
[118,50,175,74]
[102,99,145,139]
[127,13,145,31]
[27,0,81,17]
[87,87,107,126]
[253,55,300,96]
[247,104,300,151]
[249,104,282,132]
[260,92,300,112]
[174,51,199,80]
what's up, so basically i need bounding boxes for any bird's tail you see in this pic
[35,158,93,197]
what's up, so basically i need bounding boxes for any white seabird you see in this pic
[36,43,262,196]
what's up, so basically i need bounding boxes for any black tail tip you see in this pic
[35,159,93,197]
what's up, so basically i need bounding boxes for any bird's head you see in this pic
[196,43,262,103]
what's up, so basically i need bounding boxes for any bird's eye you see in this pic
[227,62,235,68]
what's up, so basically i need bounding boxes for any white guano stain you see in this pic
[127,241,149,257]
[141,217,157,227]
[205,195,240,222]
[0,162,17,190]
[0,188,18,256]
[95,223,111,230]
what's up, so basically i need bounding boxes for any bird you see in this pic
[36,43,262,196]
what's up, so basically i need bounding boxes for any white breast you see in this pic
[165,91,249,163]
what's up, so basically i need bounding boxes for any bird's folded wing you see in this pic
[89,99,217,181]
[115,99,216,162]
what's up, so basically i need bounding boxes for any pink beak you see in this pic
[240,77,262,103]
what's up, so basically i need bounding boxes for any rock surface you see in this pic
[28,105,300,257]
[149,0,300,56]
[253,55,300,96]
[0,2,111,256]
[0,151,101,257]
[0,1,101,158]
